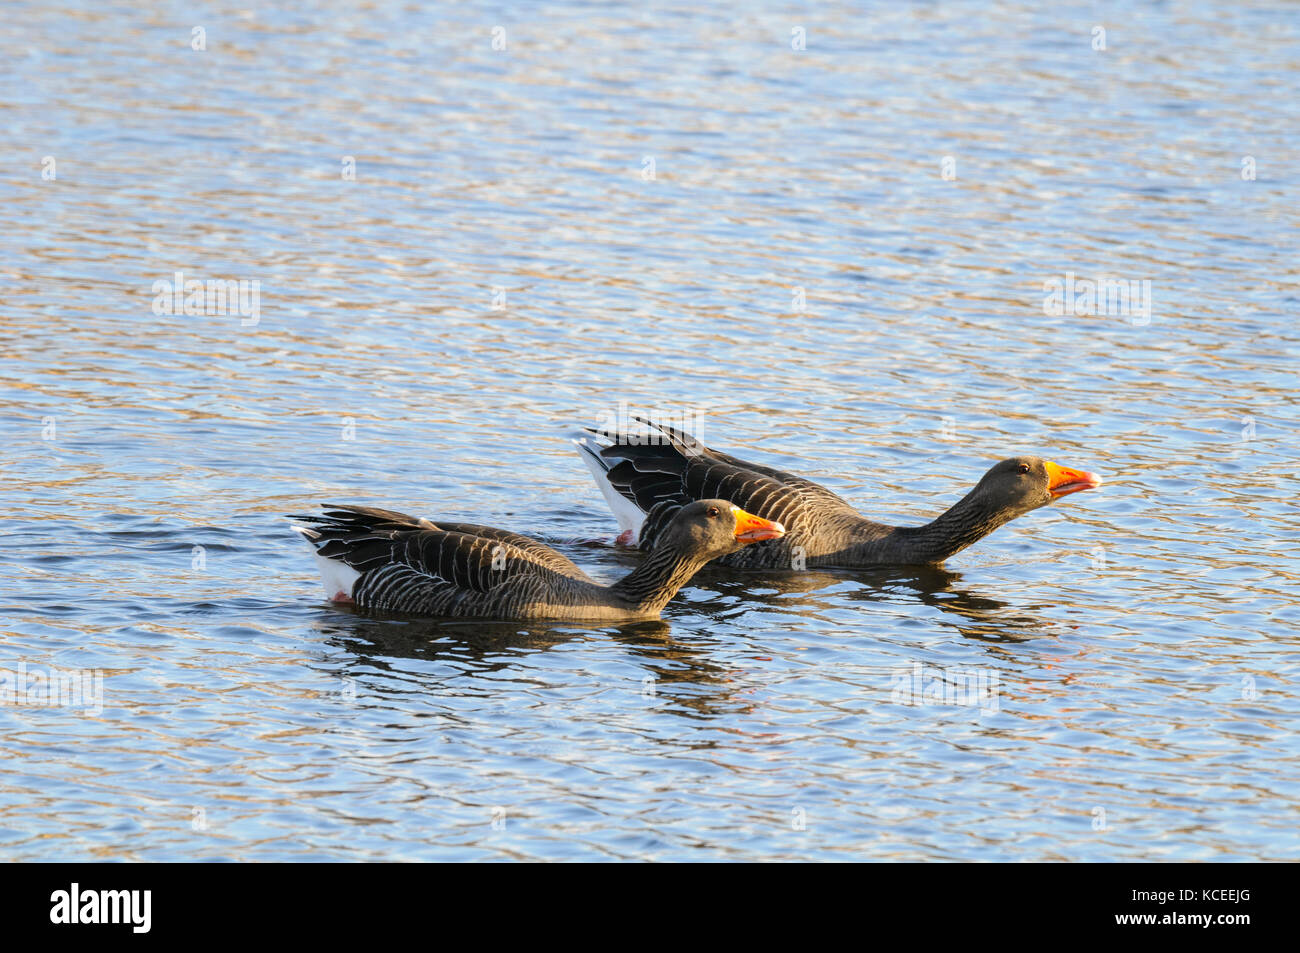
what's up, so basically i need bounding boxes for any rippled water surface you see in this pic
[1,1,1297,860]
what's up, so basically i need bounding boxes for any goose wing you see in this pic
[582,418,859,550]
[293,506,593,616]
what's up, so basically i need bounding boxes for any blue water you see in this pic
[0,1,1296,860]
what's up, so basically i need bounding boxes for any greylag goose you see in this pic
[574,419,1102,570]
[291,500,784,621]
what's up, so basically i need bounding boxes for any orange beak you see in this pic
[731,506,785,543]
[1044,461,1104,498]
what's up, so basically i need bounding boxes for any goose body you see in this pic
[574,419,1102,570]
[293,501,783,621]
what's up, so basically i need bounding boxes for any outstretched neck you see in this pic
[609,543,712,615]
[853,488,1018,566]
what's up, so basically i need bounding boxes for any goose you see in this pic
[291,499,784,621]
[573,418,1102,570]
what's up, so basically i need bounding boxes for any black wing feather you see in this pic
[293,506,593,615]
[590,421,859,552]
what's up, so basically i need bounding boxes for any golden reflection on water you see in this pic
[0,0,1296,860]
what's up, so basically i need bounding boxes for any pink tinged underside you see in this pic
[312,553,360,604]
[615,529,637,546]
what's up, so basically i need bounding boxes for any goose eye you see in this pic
[1018,464,1030,474]
[706,506,719,518]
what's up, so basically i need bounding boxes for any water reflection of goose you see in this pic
[697,564,1053,643]
[313,614,750,717]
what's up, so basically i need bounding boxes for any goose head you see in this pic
[969,456,1103,519]
[659,499,786,559]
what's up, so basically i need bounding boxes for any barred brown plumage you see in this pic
[291,500,784,621]
[574,417,1102,570]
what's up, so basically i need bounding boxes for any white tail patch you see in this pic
[294,526,360,602]
[572,435,645,544]
[314,553,360,602]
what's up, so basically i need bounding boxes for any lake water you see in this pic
[1,1,1296,861]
